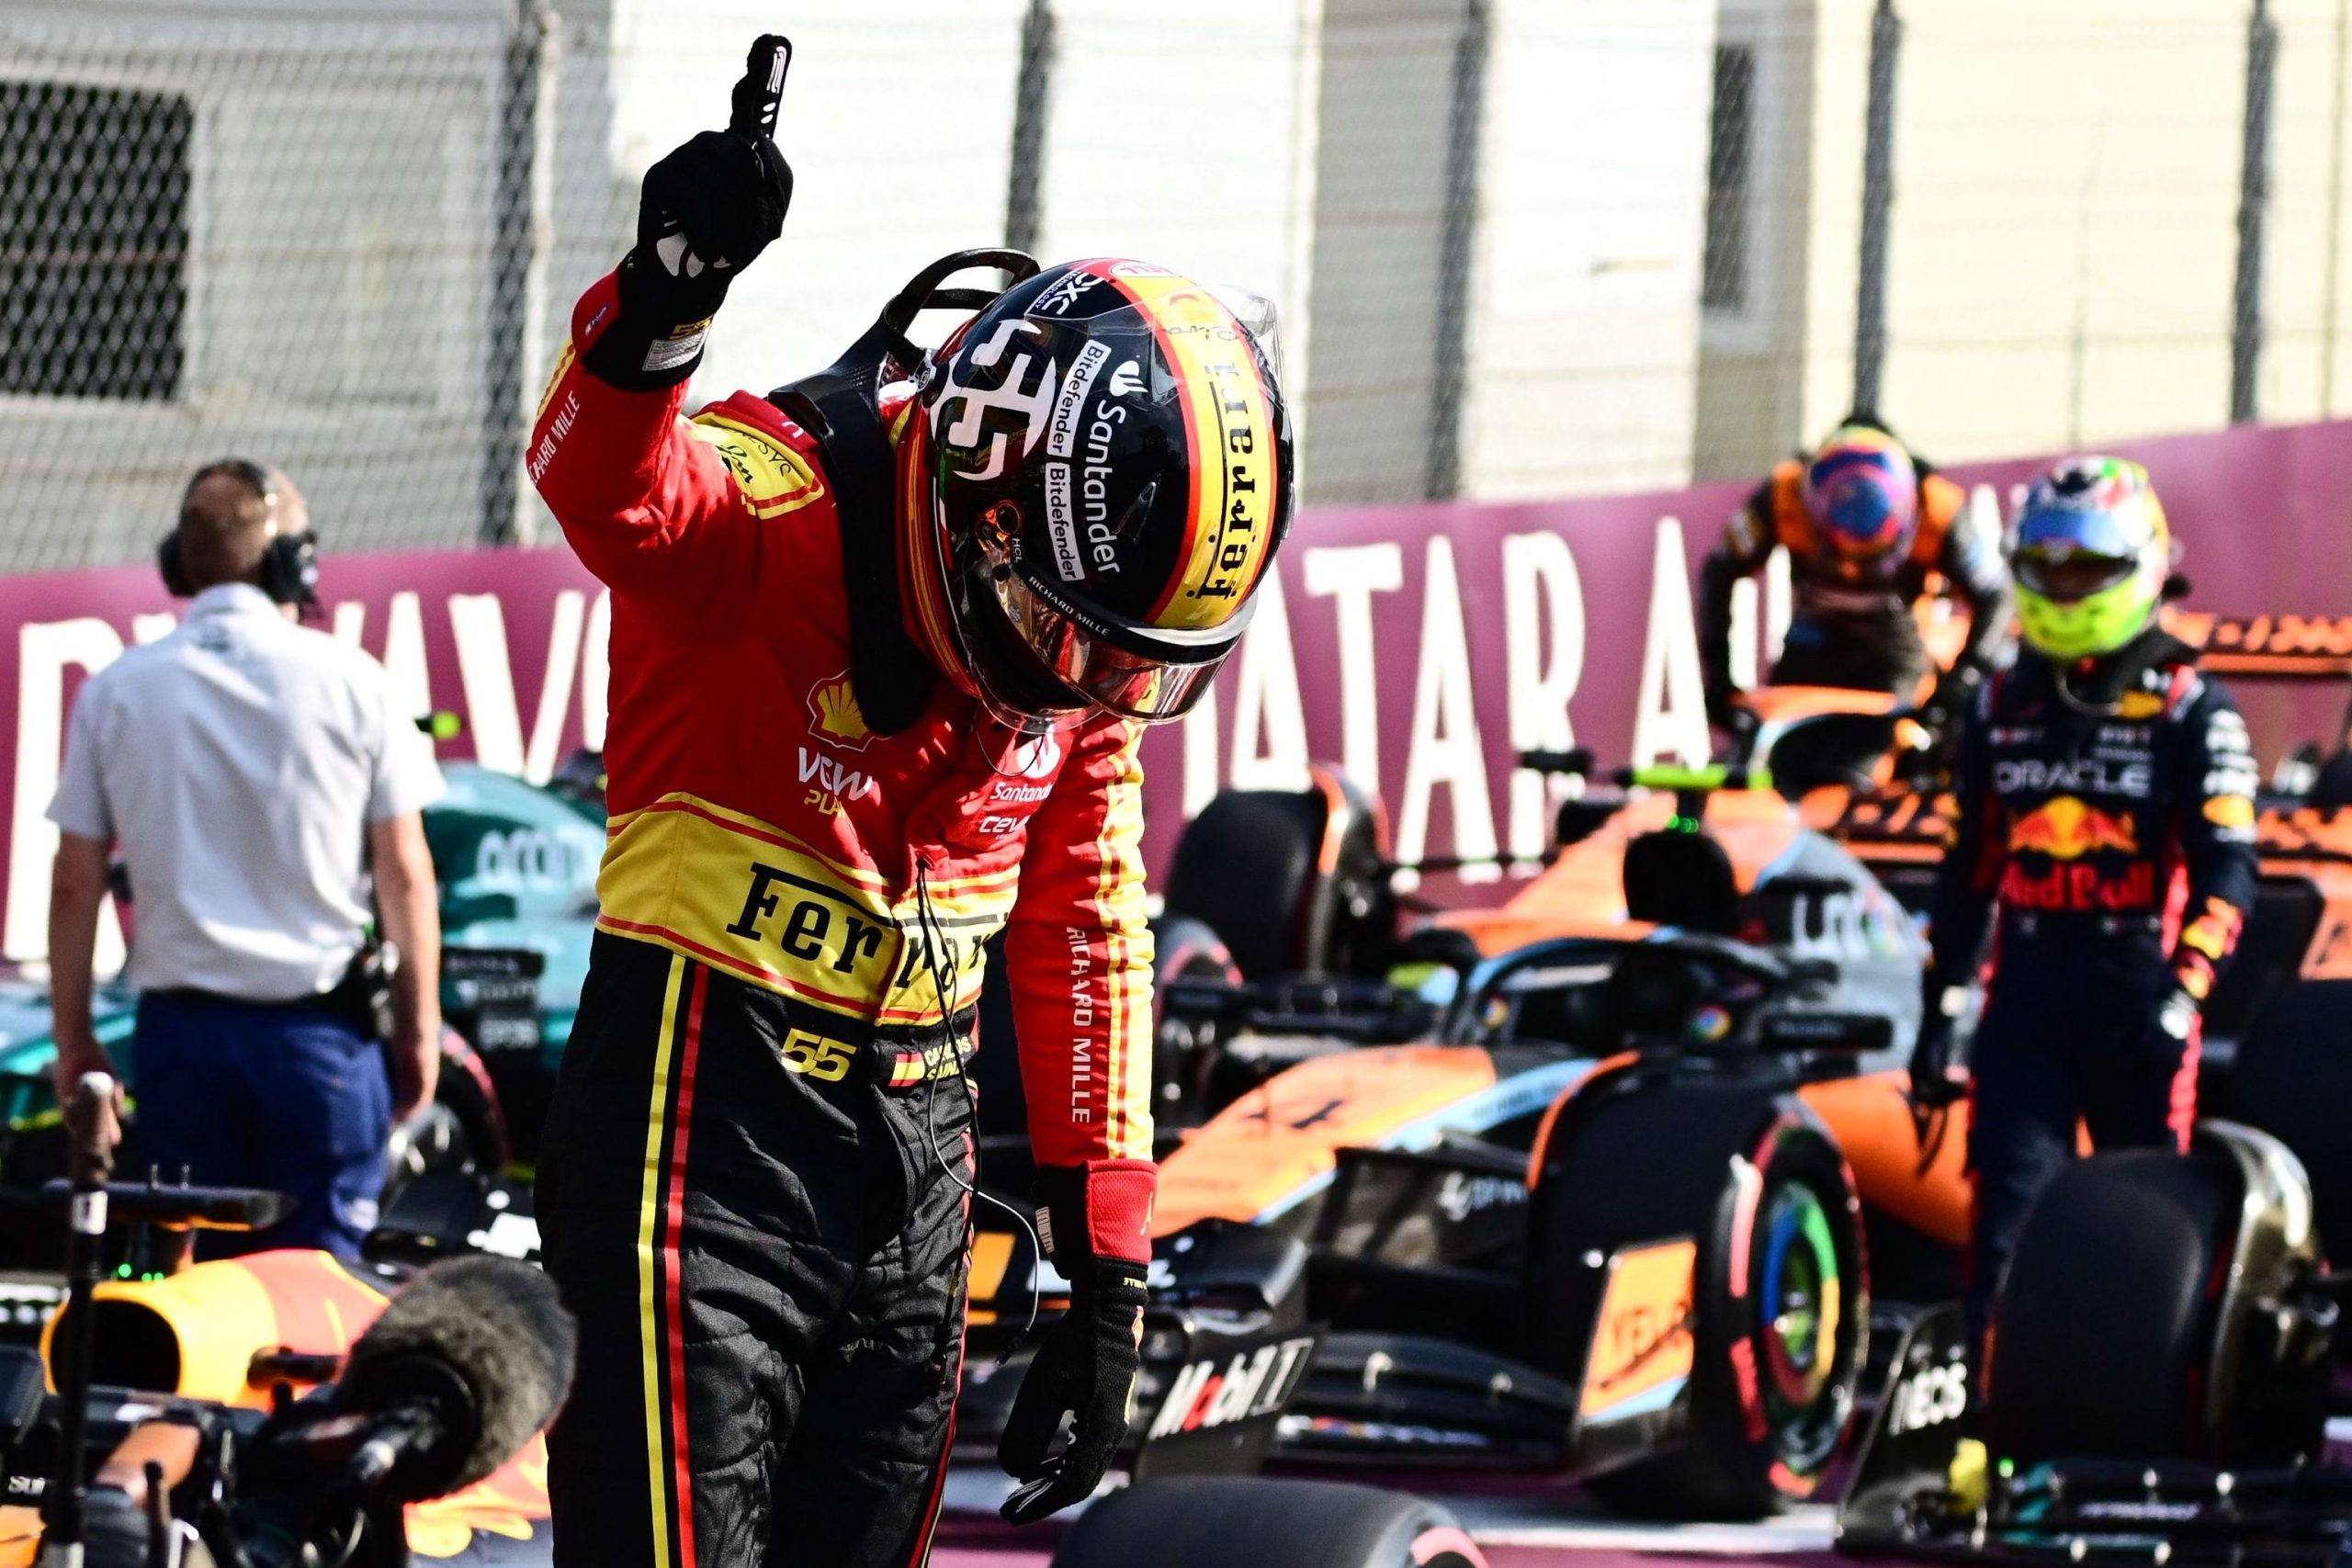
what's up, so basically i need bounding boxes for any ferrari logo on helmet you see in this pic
[808,673,872,751]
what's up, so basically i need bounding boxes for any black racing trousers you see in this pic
[1763,614,1931,792]
[1964,925,2195,1371]
[537,932,973,1568]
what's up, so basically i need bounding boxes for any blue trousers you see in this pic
[1964,936,2193,1366]
[131,991,391,1260]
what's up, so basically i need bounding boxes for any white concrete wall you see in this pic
[1700,0,2348,471]
[1692,0,1822,481]
[1457,0,1718,499]
[1034,0,1320,337]
[1874,0,2245,459]
[18,0,2352,570]
[1298,0,1468,504]
[2258,0,2352,423]
[592,0,1029,410]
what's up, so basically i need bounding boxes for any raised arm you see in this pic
[528,37,795,613]
[1699,482,1780,723]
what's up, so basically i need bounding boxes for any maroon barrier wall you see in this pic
[0,550,602,962]
[1129,418,2352,901]
[3,420,2347,957]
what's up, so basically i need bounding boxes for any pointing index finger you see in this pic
[729,34,791,143]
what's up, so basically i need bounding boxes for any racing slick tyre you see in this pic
[1534,1077,1865,1520]
[1161,766,1391,980]
[1149,913,1245,1125]
[1051,1477,1487,1568]
[1984,1149,2223,1462]
[2226,978,2352,1267]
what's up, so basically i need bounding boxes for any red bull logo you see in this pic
[2000,860,2154,913]
[2006,795,2138,861]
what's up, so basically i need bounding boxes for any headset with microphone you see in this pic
[157,457,321,610]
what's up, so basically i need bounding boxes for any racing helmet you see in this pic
[2009,455,2171,661]
[1801,425,1919,565]
[898,258,1294,728]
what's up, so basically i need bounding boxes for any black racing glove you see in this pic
[1910,971,1968,1110]
[582,35,795,391]
[1921,661,1985,740]
[999,1160,1154,1525]
[1705,681,1743,739]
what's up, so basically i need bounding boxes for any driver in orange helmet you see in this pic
[1699,416,2011,740]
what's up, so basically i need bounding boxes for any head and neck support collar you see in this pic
[769,249,1042,736]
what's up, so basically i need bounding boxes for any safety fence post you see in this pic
[1005,0,1055,257]
[1853,0,1901,418]
[481,6,558,544]
[2233,0,2277,424]
[1427,0,1489,501]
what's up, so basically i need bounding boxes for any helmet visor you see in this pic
[980,562,1234,723]
[2014,547,2136,603]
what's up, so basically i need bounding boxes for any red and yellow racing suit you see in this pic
[527,266,1153,1568]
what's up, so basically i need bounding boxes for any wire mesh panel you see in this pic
[1879,0,2248,463]
[0,2,546,566]
[1,0,2348,568]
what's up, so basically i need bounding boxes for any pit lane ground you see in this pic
[932,1418,2352,1567]
[932,1467,1844,1568]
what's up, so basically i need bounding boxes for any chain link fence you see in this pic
[0,0,2341,570]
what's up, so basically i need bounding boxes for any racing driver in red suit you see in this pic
[525,39,1293,1567]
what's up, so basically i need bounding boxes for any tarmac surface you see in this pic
[932,1466,1849,1568]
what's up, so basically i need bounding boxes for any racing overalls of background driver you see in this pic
[1928,630,2258,1356]
[1698,456,2008,704]
[526,268,1155,1568]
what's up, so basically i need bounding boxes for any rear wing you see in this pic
[2165,612,2352,677]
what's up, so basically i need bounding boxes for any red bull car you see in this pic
[1836,1115,2348,1566]
[0,1198,1487,1568]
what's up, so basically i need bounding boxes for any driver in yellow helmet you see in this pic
[1910,456,2256,1385]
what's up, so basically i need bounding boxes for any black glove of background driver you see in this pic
[582,35,795,391]
[999,1162,1151,1524]
[1910,971,1967,1109]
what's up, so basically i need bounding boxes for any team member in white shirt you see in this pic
[46,460,447,1258]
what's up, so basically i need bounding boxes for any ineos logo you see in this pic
[1886,1359,1967,1434]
